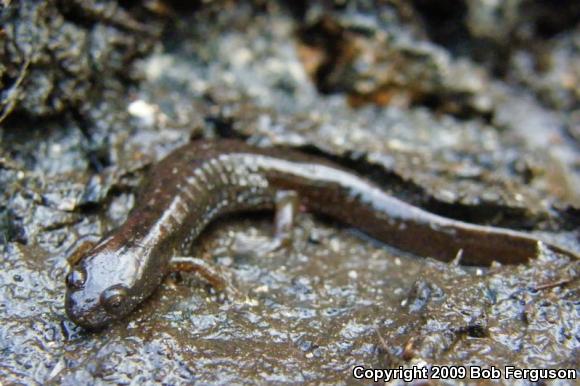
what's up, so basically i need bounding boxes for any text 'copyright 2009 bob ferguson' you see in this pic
[351,365,578,383]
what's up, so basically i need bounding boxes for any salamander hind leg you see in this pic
[273,190,300,249]
[232,190,300,256]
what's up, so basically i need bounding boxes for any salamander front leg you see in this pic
[169,256,241,298]
[65,234,101,265]
[232,190,300,256]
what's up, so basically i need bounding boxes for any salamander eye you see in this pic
[66,266,86,289]
[101,285,129,313]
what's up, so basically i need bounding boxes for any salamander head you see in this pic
[65,246,146,329]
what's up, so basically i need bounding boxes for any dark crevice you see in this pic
[76,183,138,217]
[282,0,308,20]
[0,110,56,132]
[411,0,471,57]
[161,1,203,13]
[410,0,512,76]
[416,94,494,124]
[69,110,112,173]
[55,0,100,30]
[463,323,488,338]
[533,0,580,39]
[0,208,27,245]
[296,16,353,95]
[411,0,580,75]
[55,0,154,35]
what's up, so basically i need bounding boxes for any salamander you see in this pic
[65,139,578,329]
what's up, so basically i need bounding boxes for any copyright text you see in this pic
[352,365,577,382]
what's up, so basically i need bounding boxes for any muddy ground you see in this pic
[0,1,579,384]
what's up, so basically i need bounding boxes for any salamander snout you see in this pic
[65,276,132,329]
[65,248,136,329]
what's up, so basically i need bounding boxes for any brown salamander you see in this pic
[65,139,578,328]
